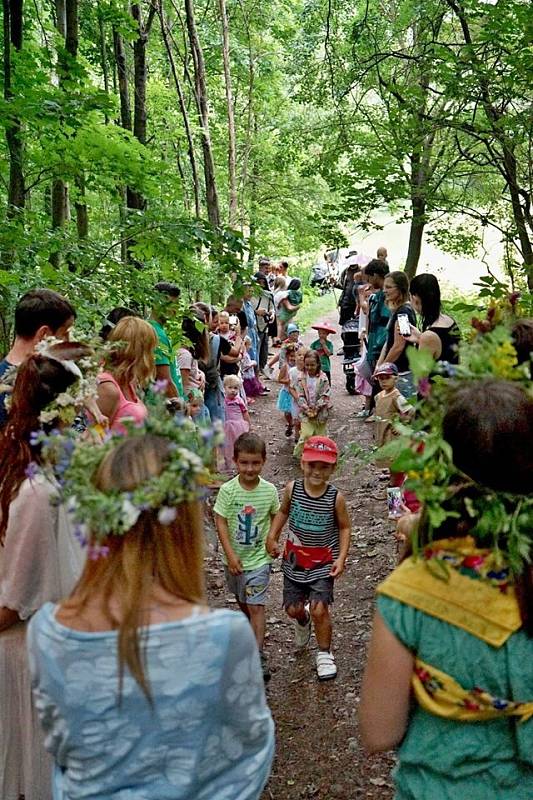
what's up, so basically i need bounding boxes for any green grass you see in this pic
[296,290,337,332]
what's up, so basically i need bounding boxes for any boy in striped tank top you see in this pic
[266,436,351,681]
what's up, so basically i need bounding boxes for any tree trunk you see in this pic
[404,152,427,279]
[51,181,68,230]
[239,6,254,235]
[75,174,88,238]
[113,28,131,264]
[126,3,155,212]
[51,0,68,240]
[247,117,259,263]
[158,1,201,217]
[113,29,132,131]
[3,0,25,218]
[97,6,110,122]
[405,198,426,279]
[64,0,88,243]
[184,0,220,227]
[218,0,237,226]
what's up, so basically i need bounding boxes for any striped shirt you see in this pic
[282,479,339,583]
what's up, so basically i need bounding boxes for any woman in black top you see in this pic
[408,274,460,364]
[377,271,417,398]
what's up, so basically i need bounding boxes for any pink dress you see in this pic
[223,396,250,467]
[98,371,148,434]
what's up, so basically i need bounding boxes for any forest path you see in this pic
[206,323,396,800]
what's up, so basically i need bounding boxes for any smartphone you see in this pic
[397,313,411,337]
[387,487,404,519]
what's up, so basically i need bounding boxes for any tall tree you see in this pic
[443,0,533,290]
[184,0,220,227]
[218,0,237,226]
[127,2,156,211]
[3,0,25,219]
[158,0,201,217]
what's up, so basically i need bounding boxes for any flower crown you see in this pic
[34,337,103,425]
[366,321,532,573]
[36,397,223,551]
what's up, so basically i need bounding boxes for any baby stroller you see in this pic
[341,317,360,395]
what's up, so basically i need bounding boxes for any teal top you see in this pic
[377,595,533,800]
[150,320,184,397]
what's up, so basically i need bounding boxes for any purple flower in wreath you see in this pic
[88,544,110,560]
[153,378,169,394]
[25,461,39,481]
[418,377,431,398]
[29,430,41,447]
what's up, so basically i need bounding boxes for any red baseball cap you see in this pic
[301,436,338,464]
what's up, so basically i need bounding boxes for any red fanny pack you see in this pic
[284,540,333,570]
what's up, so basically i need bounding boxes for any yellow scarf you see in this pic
[377,537,532,723]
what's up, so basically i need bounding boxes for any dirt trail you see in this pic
[206,326,397,800]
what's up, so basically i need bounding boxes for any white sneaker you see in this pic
[316,651,337,681]
[293,614,311,649]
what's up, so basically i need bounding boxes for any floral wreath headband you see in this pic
[35,397,223,555]
[357,317,533,574]
[24,338,223,553]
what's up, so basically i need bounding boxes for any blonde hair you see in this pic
[107,316,156,388]
[224,374,241,390]
[274,276,287,291]
[61,435,205,700]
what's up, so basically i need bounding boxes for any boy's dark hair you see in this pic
[14,289,76,339]
[234,432,266,460]
[99,307,137,341]
[154,282,181,298]
[364,259,389,278]
[443,378,532,495]
[511,318,533,370]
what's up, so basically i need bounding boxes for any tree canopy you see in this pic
[1,0,531,335]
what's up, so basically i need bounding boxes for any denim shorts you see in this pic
[224,563,271,605]
[282,574,334,608]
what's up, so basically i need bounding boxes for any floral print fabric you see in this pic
[28,605,274,800]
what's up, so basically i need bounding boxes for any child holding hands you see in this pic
[277,344,297,438]
[266,436,350,681]
[215,433,280,681]
[294,350,332,457]
[288,347,307,443]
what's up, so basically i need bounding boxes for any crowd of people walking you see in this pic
[0,243,531,800]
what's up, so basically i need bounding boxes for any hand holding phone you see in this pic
[397,313,411,337]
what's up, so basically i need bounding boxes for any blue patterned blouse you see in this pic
[28,605,274,800]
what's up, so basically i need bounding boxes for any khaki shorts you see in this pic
[224,563,271,605]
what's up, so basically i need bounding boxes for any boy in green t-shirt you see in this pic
[214,432,279,681]
[310,323,335,385]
